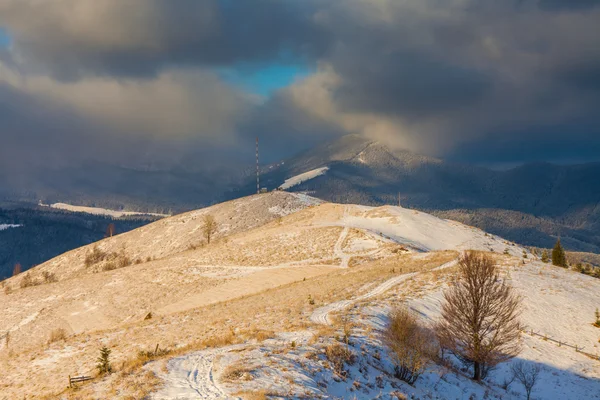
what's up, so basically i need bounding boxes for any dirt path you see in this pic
[333,226,351,268]
[310,259,457,325]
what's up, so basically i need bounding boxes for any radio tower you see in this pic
[256,137,260,194]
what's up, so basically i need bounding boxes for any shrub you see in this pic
[103,262,117,271]
[221,364,254,382]
[42,271,58,283]
[85,246,107,267]
[20,273,38,288]
[137,346,171,363]
[116,253,132,269]
[511,361,542,400]
[48,328,67,343]
[97,346,113,374]
[384,306,436,384]
[594,308,600,328]
[324,342,355,377]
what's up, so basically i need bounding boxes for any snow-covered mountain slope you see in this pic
[1,192,595,399]
[260,135,600,253]
[279,167,329,190]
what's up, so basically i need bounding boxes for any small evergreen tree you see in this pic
[551,239,567,268]
[541,250,549,263]
[97,346,112,374]
[594,308,600,328]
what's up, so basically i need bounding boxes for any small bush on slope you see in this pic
[325,342,355,378]
[384,306,437,384]
[48,328,67,344]
[511,361,543,400]
[97,346,113,374]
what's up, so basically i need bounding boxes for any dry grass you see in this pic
[2,250,456,399]
[233,390,270,400]
[221,363,254,382]
[48,328,67,344]
[325,342,356,377]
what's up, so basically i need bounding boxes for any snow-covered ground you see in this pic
[39,202,169,218]
[339,205,525,256]
[151,259,600,400]
[279,166,329,190]
[0,224,21,231]
[3,192,597,399]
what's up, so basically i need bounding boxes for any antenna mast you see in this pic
[256,137,260,194]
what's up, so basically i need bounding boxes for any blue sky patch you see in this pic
[0,27,11,47]
[219,63,312,96]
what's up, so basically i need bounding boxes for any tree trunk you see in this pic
[473,362,481,381]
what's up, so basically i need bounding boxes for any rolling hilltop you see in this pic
[2,134,599,263]
[259,135,600,253]
[1,192,599,399]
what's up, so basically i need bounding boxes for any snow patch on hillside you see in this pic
[339,206,525,256]
[39,202,169,218]
[279,167,329,190]
[0,224,21,231]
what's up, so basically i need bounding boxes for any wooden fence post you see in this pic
[154,343,159,355]
[68,375,71,388]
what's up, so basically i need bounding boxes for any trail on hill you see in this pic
[310,259,457,325]
[150,346,243,400]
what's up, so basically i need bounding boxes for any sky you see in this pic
[0,0,599,174]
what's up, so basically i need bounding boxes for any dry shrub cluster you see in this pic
[233,390,272,400]
[384,306,437,384]
[324,342,355,378]
[48,328,67,344]
[42,271,58,283]
[20,272,40,288]
[84,245,132,271]
[17,270,58,289]
[221,364,254,382]
[84,246,107,267]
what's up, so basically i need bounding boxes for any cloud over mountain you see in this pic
[0,0,599,169]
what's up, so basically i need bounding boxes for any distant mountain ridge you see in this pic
[259,135,600,252]
[1,134,598,253]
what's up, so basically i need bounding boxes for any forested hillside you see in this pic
[0,204,158,279]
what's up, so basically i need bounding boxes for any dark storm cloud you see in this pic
[0,0,330,80]
[333,51,492,119]
[537,0,600,11]
[0,0,600,168]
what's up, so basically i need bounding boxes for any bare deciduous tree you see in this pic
[511,361,542,400]
[202,215,218,244]
[106,223,116,238]
[385,306,437,384]
[12,263,21,276]
[436,251,522,381]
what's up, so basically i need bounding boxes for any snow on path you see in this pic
[310,259,457,325]
[150,347,243,400]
